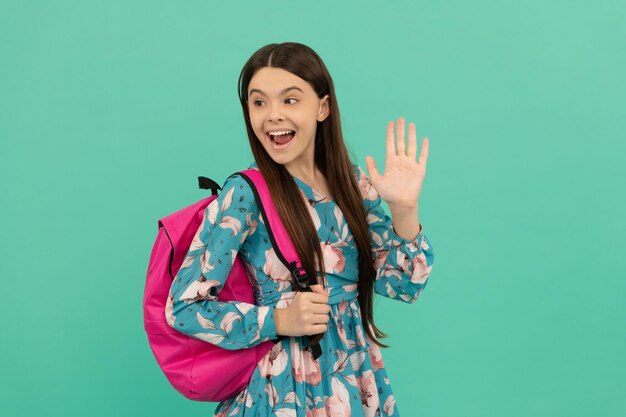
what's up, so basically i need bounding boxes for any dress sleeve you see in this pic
[355,165,435,303]
[165,174,279,350]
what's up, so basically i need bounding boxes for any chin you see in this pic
[268,155,291,166]
[260,149,286,165]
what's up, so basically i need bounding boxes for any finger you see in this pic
[386,120,395,156]
[307,292,329,304]
[396,117,406,155]
[312,313,330,324]
[418,137,429,168]
[311,303,331,314]
[310,284,326,295]
[310,323,327,334]
[365,156,381,183]
[407,123,417,160]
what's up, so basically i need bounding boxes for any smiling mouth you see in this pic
[267,130,295,145]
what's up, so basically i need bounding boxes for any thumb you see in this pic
[365,156,380,182]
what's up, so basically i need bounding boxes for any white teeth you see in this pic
[268,130,293,136]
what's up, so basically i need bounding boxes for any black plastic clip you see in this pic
[290,263,312,292]
[198,176,222,196]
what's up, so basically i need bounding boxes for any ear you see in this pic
[317,94,331,122]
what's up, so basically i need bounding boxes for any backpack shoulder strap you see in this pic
[232,169,321,358]
[229,169,309,291]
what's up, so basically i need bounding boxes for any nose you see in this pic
[267,103,284,122]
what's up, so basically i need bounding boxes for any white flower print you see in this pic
[290,337,322,386]
[220,186,235,212]
[410,251,432,284]
[367,341,385,371]
[188,217,207,252]
[325,376,351,417]
[192,331,225,345]
[207,199,219,225]
[220,312,242,333]
[358,370,380,417]
[245,212,257,235]
[200,251,214,274]
[357,166,378,201]
[219,216,241,236]
[179,277,221,301]
[263,247,292,282]
[258,306,270,330]
[165,295,176,327]
[383,395,397,415]
[320,242,346,273]
[259,344,288,378]
[196,312,216,330]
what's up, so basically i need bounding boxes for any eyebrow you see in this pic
[248,86,304,96]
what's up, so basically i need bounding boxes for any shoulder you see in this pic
[221,162,258,195]
[215,172,259,214]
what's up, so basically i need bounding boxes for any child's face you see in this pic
[247,67,329,172]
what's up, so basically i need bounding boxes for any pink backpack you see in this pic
[143,169,316,402]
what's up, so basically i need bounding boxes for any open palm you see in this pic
[365,117,429,209]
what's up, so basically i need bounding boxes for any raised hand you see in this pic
[365,117,429,209]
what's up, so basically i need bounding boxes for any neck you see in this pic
[284,161,319,183]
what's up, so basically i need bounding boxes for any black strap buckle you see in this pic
[290,262,311,292]
[288,262,322,359]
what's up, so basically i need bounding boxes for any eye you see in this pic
[285,98,298,104]
[252,99,264,107]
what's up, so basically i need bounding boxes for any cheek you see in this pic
[253,126,267,144]
[248,116,264,136]
[254,131,266,143]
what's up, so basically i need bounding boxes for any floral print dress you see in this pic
[166,162,435,417]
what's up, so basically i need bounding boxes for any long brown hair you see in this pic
[237,42,388,348]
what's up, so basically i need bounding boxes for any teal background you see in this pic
[1,1,624,416]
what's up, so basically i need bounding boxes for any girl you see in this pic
[166,42,434,416]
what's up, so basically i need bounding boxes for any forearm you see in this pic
[168,298,278,350]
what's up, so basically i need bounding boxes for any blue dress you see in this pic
[166,162,435,417]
